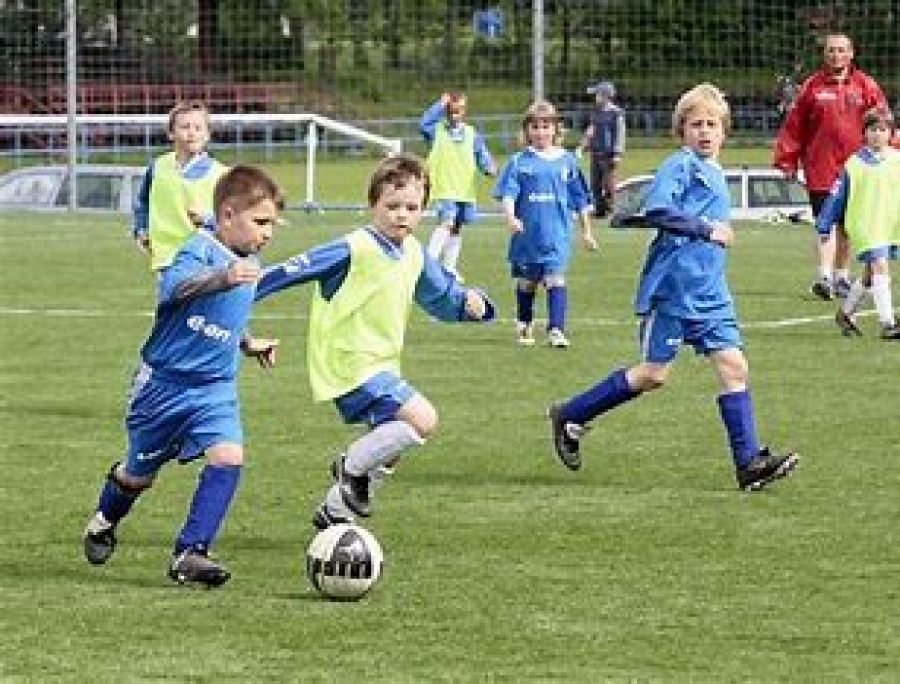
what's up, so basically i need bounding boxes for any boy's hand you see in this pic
[507,217,524,234]
[135,234,151,255]
[241,337,279,369]
[227,259,261,285]
[464,290,487,320]
[709,221,734,247]
[187,206,205,227]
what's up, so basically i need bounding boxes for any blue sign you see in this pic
[474,9,504,40]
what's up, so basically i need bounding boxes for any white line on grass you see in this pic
[0,306,857,329]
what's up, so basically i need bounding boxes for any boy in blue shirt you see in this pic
[83,165,283,587]
[420,92,497,280]
[254,154,494,529]
[493,100,597,348]
[547,84,799,491]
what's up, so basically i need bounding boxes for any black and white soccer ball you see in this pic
[306,523,383,600]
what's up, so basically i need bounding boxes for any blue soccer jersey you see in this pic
[140,231,256,385]
[493,147,592,273]
[634,148,734,320]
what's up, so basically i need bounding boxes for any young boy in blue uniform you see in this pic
[547,84,799,491]
[420,92,497,280]
[493,100,597,348]
[83,166,283,587]
[254,154,495,529]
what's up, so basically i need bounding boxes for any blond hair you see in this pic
[519,100,565,147]
[167,100,211,133]
[671,83,731,137]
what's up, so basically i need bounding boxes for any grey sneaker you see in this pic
[835,310,862,337]
[168,548,231,588]
[547,402,588,471]
[809,277,833,301]
[83,513,117,565]
[334,455,371,517]
[833,278,852,299]
[736,447,800,492]
[312,503,352,531]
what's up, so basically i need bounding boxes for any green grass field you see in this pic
[1,167,899,681]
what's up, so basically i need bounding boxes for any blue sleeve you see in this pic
[157,244,206,305]
[492,155,519,201]
[414,250,495,322]
[643,156,713,239]
[255,238,351,301]
[474,132,495,175]
[420,101,445,143]
[816,171,849,235]
[132,164,153,238]
[566,156,592,213]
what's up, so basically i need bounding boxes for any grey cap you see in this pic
[587,81,615,97]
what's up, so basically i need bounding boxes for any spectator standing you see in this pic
[773,33,888,300]
[577,81,626,218]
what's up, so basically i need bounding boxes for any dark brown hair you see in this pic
[214,165,285,217]
[367,153,431,207]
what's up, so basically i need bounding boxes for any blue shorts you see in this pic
[124,366,242,478]
[334,371,416,427]
[435,200,477,227]
[639,310,743,364]
[511,261,566,282]
[857,245,899,263]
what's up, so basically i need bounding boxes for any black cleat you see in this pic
[547,402,588,471]
[736,447,800,491]
[809,277,833,301]
[83,526,117,565]
[312,503,352,531]
[835,310,863,337]
[168,548,231,588]
[334,456,371,517]
[881,323,900,340]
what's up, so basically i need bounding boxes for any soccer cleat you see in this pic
[168,548,231,588]
[736,447,800,491]
[833,278,852,300]
[516,322,536,347]
[334,455,371,517]
[880,323,900,340]
[835,310,862,337]
[312,503,353,531]
[83,513,117,566]
[809,277,833,301]
[547,402,589,471]
[547,328,570,349]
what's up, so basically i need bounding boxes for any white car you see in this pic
[0,164,145,213]
[613,166,812,224]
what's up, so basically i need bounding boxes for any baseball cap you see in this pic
[587,81,615,97]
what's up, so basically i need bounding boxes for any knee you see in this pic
[411,409,438,440]
[630,364,668,392]
[113,463,155,492]
[206,444,245,467]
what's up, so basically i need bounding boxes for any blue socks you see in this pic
[563,368,641,425]
[175,464,242,554]
[97,463,142,525]
[717,389,760,469]
[516,286,535,324]
[547,286,567,331]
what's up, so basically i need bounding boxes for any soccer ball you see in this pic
[306,523,383,600]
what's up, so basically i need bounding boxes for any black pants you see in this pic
[590,155,617,217]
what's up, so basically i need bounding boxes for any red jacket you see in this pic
[773,66,887,192]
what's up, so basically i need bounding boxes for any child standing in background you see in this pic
[547,84,799,492]
[420,92,498,281]
[133,101,228,271]
[576,80,626,218]
[820,107,900,339]
[493,100,597,349]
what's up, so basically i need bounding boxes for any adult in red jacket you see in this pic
[773,33,888,300]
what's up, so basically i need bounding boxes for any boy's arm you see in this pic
[576,124,595,158]
[255,238,351,301]
[568,161,598,249]
[644,207,715,240]
[132,164,153,250]
[419,98,446,142]
[815,171,849,236]
[614,110,626,158]
[474,132,497,176]
[414,250,496,322]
